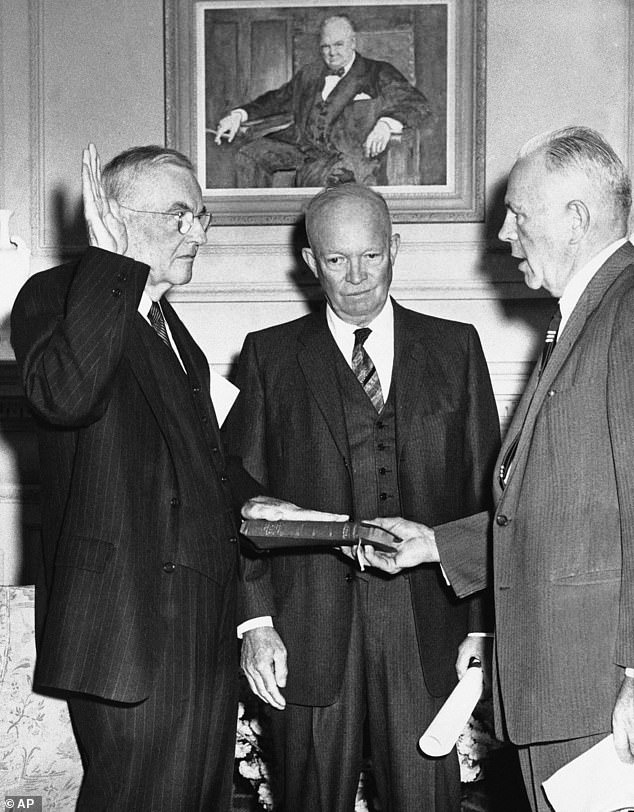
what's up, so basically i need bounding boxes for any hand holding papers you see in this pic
[542,734,634,812]
[419,657,484,757]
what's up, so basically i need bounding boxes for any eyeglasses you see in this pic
[118,204,213,234]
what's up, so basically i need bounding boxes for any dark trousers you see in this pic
[235,136,381,188]
[68,567,238,812]
[269,573,461,812]
[516,732,606,812]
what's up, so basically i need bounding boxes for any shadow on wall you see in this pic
[0,187,88,589]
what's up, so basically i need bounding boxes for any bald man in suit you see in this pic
[225,183,499,811]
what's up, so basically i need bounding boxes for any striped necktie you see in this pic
[352,327,384,413]
[148,301,171,348]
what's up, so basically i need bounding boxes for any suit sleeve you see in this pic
[460,326,499,630]
[241,77,296,123]
[372,60,432,130]
[11,247,148,426]
[607,287,634,667]
[222,333,277,622]
[432,325,497,604]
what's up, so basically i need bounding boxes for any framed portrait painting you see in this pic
[165,0,486,224]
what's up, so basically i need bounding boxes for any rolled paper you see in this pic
[419,657,483,757]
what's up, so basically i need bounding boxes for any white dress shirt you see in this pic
[558,238,628,335]
[138,291,186,372]
[326,297,394,396]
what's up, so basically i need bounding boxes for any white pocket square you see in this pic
[353,92,372,101]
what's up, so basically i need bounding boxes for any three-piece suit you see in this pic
[224,300,500,811]
[11,247,258,811]
[234,53,431,187]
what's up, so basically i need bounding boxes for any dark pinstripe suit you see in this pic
[11,247,258,810]
[223,301,500,810]
[436,242,634,806]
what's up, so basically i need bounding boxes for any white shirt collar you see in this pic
[326,298,394,395]
[138,291,186,372]
[138,290,154,320]
[558,238,628,333]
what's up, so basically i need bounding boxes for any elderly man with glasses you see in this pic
[11,143,270,811]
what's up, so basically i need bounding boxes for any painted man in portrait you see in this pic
[214,14,432,187]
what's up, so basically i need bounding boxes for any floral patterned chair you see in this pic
[0,585,82,807]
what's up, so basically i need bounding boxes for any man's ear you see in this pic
[390,233,401,265]
[567,199,590,244]
[302,246,318,277]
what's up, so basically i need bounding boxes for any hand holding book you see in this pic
[240,518,402,553]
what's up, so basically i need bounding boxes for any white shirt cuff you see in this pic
[379,116,403,134]
[468,632,494,638]
[237,615,273,639]
[625,667,634,678]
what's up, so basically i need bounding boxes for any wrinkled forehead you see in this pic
[310,197,391,248]
[126,163,202,209]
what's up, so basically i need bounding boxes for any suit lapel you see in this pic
[324,55,371,121]
[392,303,430,455]
[498,241,634,500]
[297,312,351,463]
[162,298,223,443]
[126,315,173,442]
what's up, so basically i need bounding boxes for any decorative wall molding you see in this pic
[29,0,46,254]
[169,278,542,303]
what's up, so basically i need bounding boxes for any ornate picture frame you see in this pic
[165,0,486,225]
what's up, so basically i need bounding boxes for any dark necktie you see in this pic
[148,301,171,348]
[326,67,345,77]
[352,327,384,413]
[498,305,562,489]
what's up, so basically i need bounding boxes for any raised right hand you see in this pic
[241,626,288,710]
[81,143,127,254]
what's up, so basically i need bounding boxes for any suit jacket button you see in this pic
[496,514,509,526]
[547,389,556,397]
[229,536,237,544]
[111,288,122,298]
[345,573,354,583]
[163,561,176,573]
[170,497,181,508]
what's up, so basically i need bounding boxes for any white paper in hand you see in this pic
[542,734,634,812]
[419,658,483,757]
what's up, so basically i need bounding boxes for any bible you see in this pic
[239,519,401,553]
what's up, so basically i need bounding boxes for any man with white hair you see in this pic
[363,126,634,811]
